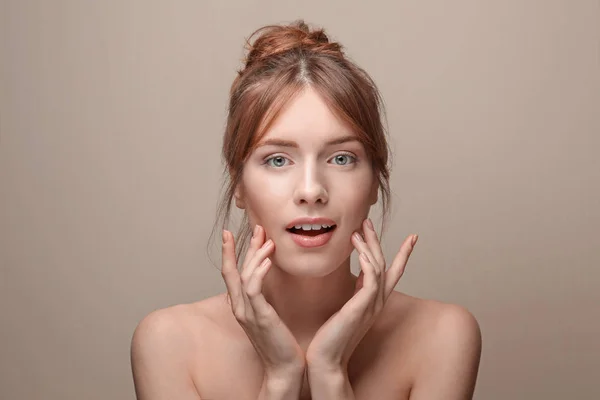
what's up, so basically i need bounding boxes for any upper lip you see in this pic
[286,217,337,229]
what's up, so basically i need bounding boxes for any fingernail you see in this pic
[264,239,273,247]
[353,232,363,242]
[253,225,259,238]
[365,218,374,230]
[222,230,228,244]
[411,234,418,247]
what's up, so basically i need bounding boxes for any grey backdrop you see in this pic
[1,1,599,399]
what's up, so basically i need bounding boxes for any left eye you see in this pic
[266,156,289,168]
[330,154,356,165]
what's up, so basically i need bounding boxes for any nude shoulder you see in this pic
[131,303,208,366]
[398,293,478,325]
[389,292,481,345]
[132,295,232,346]
[387,292,482,395]
[419,298,482,362]
[130,303,215,399]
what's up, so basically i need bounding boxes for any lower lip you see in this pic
[288,227,336,248]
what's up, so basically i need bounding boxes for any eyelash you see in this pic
[263,153,357,168]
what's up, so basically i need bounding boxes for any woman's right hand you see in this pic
[221,225,306,380]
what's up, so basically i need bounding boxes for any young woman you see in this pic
[131,20,482,400]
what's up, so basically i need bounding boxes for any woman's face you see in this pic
[236,86,378,276]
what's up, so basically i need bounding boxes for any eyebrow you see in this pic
[256,135,359,148]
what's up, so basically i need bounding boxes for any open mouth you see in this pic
[286,225,337,237]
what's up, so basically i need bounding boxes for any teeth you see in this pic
[293,223,333,230]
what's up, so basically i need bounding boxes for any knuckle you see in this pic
[245,287,260,298]
[221,269,233,278]
[256,312,275,327]
[241,274,252,285]
[244,310,255,324]
[233,309,246,323]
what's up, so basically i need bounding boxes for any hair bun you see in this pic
[242,20,343,70]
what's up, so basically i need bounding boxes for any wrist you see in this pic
[306,366,353,400]
[307,365,346,384]
[264,362,305,381]
[264,364,305,388]
[261,367,305,400]
[306,358,345,375]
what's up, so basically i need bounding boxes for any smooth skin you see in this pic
[131,87,482,399]
[131,227,481,399]
[305,219,417,371]
[220,218,421,399]
[221,226,306,380]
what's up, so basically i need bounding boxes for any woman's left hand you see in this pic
[305,218,418,371]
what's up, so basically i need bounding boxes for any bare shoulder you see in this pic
[390,292,481,358]
[385,291,479,329]
[130,297,227,399]
[131,295,231,360]
[131,302,205,355]
[401,293,480,336]
[390,292,482,399]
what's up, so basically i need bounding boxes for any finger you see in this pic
[349,252,379,316]
[352,232,382,281]
[362,219,385,268]
[359,252,378,293]
[359,221,386,296]
[221,230,242,305]
[241,224,265,271]
[241,238,275,282]
[239,236,274,319]
[384,234,418,299]
[245,257,277,321]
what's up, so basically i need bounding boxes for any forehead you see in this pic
[260,86,355,142]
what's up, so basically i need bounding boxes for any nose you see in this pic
[293,160,329,206]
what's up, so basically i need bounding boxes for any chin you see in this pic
[271,250,350,278]
[277,263,339,278]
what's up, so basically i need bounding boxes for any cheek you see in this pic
[337,174,374,208]
[337,179,374,231]
[248,176,289,204]
[243,174,290,224]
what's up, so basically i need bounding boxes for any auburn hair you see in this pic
[208,20,392,268]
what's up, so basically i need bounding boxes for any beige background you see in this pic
[1,1,599,399]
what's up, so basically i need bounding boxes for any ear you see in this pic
[369,179,379,205]
[234,185,246,209]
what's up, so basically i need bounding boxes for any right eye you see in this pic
[264,155,290,168]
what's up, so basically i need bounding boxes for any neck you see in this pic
[262,257,357,347]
